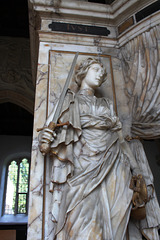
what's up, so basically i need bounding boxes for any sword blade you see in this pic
[52,52,79,123]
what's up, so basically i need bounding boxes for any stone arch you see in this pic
[0,90,34,115]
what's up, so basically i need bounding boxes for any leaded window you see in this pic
[4,158,30,215]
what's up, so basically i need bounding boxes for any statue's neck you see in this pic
[79,87,95,96]
[80,80,95,96]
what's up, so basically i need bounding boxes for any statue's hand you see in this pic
[111,116,122,131]
[40,128,56,143]
[39,127,56,155]
[38,121,69,156]
[115,117,122,129]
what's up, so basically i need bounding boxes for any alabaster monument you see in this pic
[38,57,160,239]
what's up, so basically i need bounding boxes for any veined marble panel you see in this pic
[39,32,118,50]
[48,51,114,116]
[38,41,118,65]
[111,57,131,136]
[28,63,48,240]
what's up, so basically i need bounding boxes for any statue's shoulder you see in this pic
[99,96,113,108]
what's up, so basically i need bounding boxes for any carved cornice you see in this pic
[29,0,157,25]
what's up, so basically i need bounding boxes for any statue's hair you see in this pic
[75,57,107,87]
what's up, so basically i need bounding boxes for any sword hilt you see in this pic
[38,121,69,156]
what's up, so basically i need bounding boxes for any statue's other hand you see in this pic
[110,116,122,131]
[115,117,122,130]
[132,167,141,176]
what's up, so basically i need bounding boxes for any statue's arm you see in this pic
[117,129,141,175]
[108,100,140,175]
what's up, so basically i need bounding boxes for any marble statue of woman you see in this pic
[39,58,157,240]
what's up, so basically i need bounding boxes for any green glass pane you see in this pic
[5,161,18,214]
[18,193,26,214]
[19,158,29,193]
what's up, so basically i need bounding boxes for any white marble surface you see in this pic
[27,44,122,240]
[27,0,160,238]
[39,33,118,51]
[28,39,160,240]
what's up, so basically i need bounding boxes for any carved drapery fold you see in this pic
[121,24,160,139]
[120,24,160,233]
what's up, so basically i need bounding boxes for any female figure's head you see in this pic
[75,58,107,91]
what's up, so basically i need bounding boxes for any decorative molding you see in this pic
[29,0,157,25]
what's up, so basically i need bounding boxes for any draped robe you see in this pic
[48,89,134,240]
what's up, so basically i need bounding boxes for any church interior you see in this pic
[0,0,160,239]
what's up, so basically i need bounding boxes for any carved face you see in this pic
[82,63,104,89]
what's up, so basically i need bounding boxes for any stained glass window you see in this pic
[4,158,30,215]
